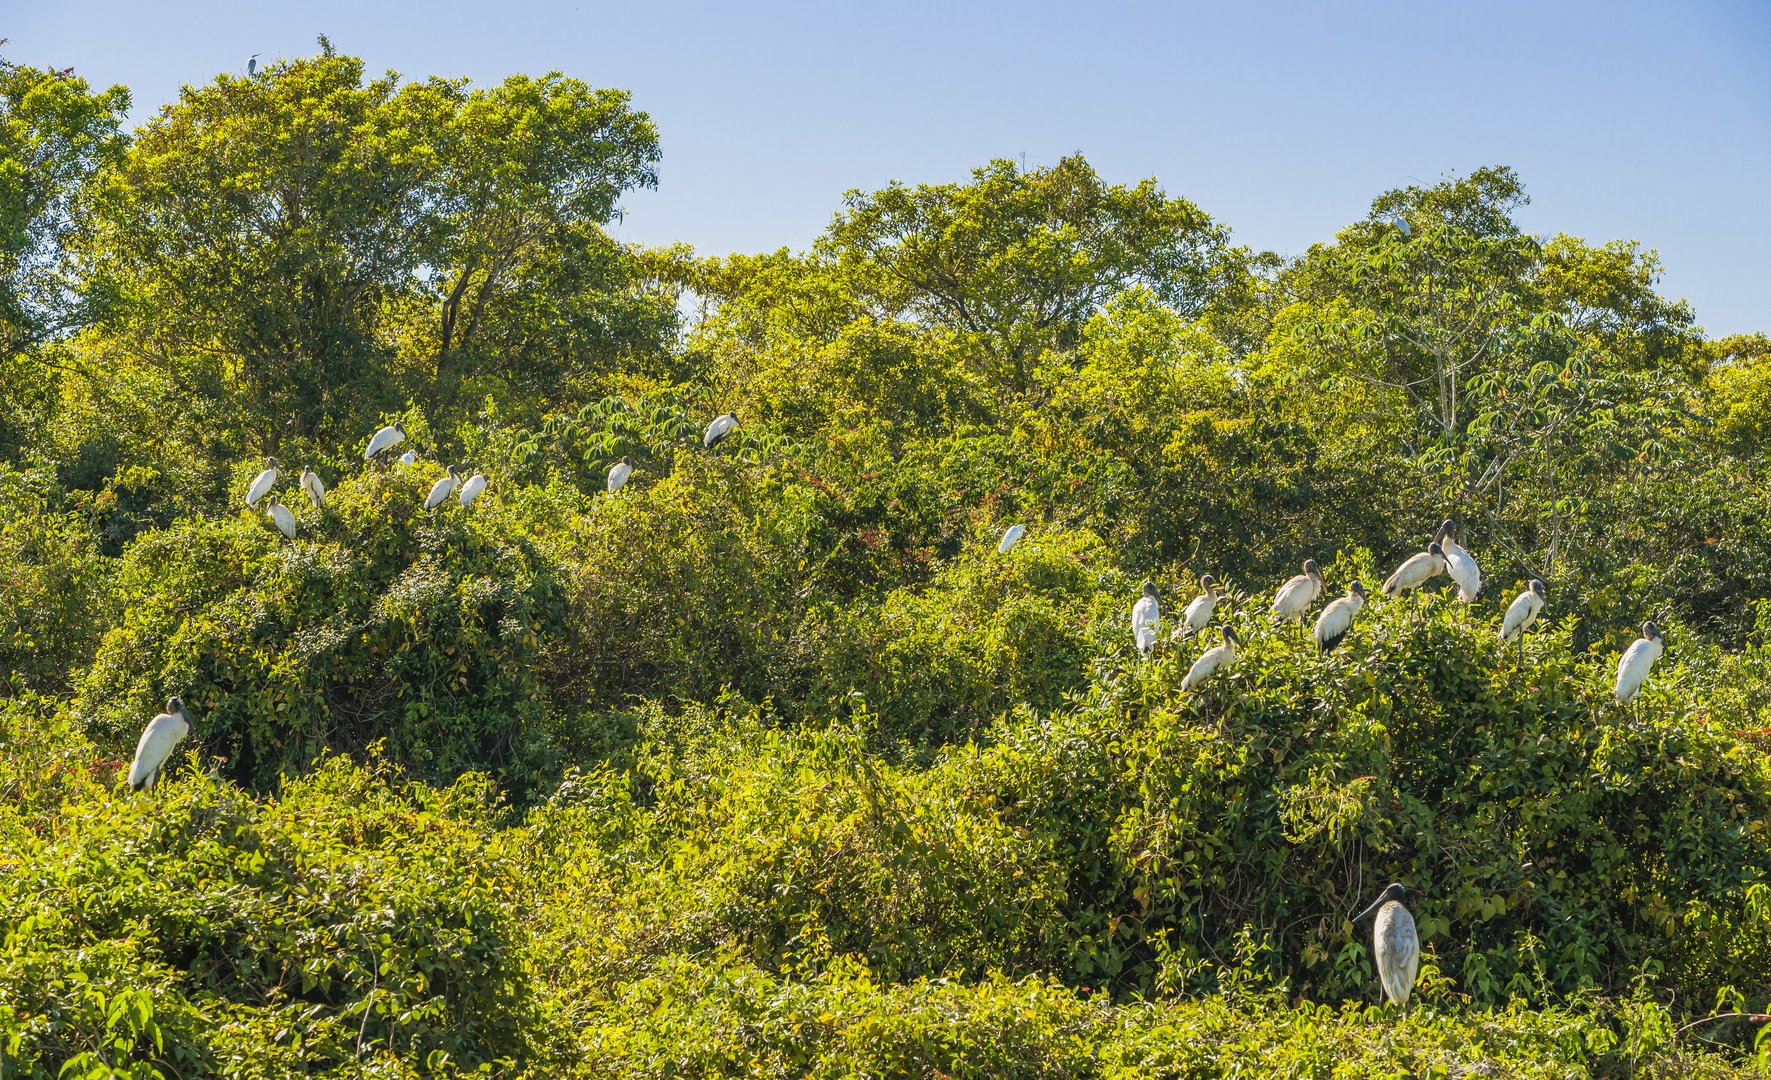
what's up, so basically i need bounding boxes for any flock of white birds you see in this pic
[126,407,1674,1013]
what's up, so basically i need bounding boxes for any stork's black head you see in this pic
[1350,581,1368,598]
[1354,882,1408,923]
[1222,625,1241,646]
[1199,573,1216,589]
[166,695,184,714]
[1141,580,1159,599]
[1303,558,1322,578]
[1427,542,1444,557]
[1437,518,1457,539]
[1643,620,1661,640]
[621,455,633,465]
[267,456,279,467]
[1530,579,1546,597]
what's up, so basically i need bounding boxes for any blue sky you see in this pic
[10,0,1768,335]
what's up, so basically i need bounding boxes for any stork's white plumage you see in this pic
[1383,543,1446,597]
[1499,579,1547,643]
[398,449,418,465]
[128,696,191,792]
[703,412,738,450]
[1271,560,1324,622]
[424,466,459,511]
[1131,581,1161,658]
[265,496,296,540]
[299,467,325,511]
[1615,621,1666,704]
[458,471,488,508]
[365,422,405,461]
[1355,884,1419,1009]
[1314,582,1367,652]
[1181,626,1241,692]
[245,458,278,507]
[997,524,1026,554]
[1436,520,1481,601]
[607,456,634,494]
[1176,574,1220,639]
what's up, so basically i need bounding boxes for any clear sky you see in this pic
[9,0,1768,336]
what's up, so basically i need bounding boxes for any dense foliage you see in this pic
[3,42,1770,1077]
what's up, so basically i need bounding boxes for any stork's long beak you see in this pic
[1352,896,1385,924]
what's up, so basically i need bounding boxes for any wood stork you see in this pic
[299,467,325,511]
[1353,883,1419,1010]
[458,470,488,508]
[1175,574,1220,640]
[1615,621,1665,709]
[424,466,460,512]
[1131,581,1161,658]
[704,411,739,450]
[1314,582,1367,652]
[1271,559,1324,625]
[398,449,419,465]
[1382,542,1446,598]
[607,456,635,494]
[1181,625,1240,692]
[264,496,297,540]
[128,697,191,792]
[245,458,278,507]
[997,524,1026,554]
[1499,579,1547,655]
[365,422,405,461]
[1435,520,1481,602]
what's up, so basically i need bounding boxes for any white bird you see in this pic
[128,696,191,792]
[245,457,278,507]
[1436,519,1481,601]
[1354,883,1419,1010]
[607,456,635,494]
[1131,581,1161,658]
[1314,582,1367,652]
[1499,579,1547,645]
[265,496,296,540]
[398,449,418,465]
[424,466,460,512]
[1383,542,1447,597]
[247,53,259,76]
[703,411,738,450]
[1181,626,1241,692]
[1390,214,1412,238]
[458,470,488,508]
[365,422,405,461]
[997,524,1026,554]
[1271,559,1324,623]
[1175,574,1221,639]
[1614,621,1666,706]
[299,467,325,511]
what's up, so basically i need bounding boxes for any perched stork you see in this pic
[607,456,635,494]
[245,458,278,507]
[458,470,488,509]
[299,467,326,511]
[703,412,739,450]
[1383,542,1446,598]
[1436,519,1481,602]
[1174,574,1221,640]
[1131,581,1161,658]
[397,449,419,465]
[247,53,259,76]
[424,466,460,512]
[1353,883,1419,1011]
[1615,621,1666,710]
[997,524,1026,554]
[1499,579,1547,655]
[1314,582,1367,652]
[365,422,405,462]
[128,697,191,792]
[1272,559,1324,625]
[264,496,297,540]
[1181,625,1241,692]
